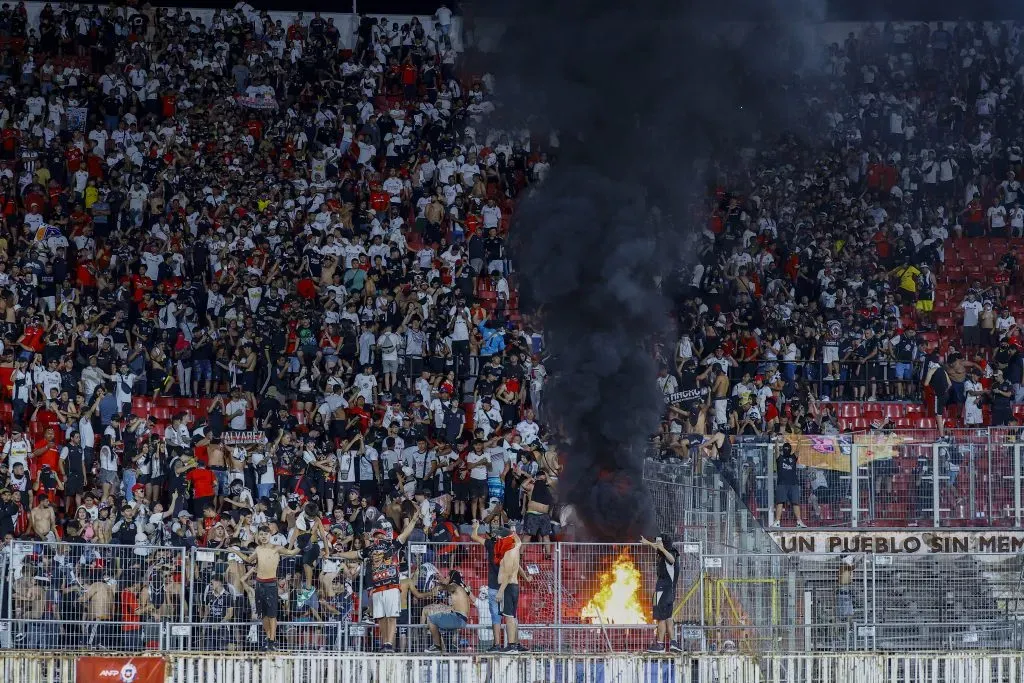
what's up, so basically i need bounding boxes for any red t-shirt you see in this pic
[32,438,59,472]
[369,190,389,212]
[187,467,216,499]
[161,95,177,118]
[65,146,83,172]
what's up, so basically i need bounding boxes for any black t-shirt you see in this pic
[484,537,500,589]
[656,547,680,587]
[129,12,149,35]
[926,354,950,394]
[994,380,1013,411]
[776,453,799,485]
[895,336,916,362]
[359,538,405,590]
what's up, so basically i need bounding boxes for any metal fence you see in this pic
[7,538,1024,655]
[648,427,1024,529]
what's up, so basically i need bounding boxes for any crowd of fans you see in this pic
[0,0,564,652]
[5,0,1024,652]
[655,19,1024,456]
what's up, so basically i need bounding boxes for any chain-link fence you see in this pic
[647,428,1024,530]
[5,538,1024,654]
[5,540,186,651]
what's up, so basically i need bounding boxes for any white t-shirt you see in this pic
[961,300,983,327]
[336,450,357,483]
[377,332,400,361]
[466,450,489,480]
[226,399,249,430]
[988,205,1007,228]
[353,373,377,403]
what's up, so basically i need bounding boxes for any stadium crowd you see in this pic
[657,19,1024,454]
[3,0,1024,654]
[0,0,559,652]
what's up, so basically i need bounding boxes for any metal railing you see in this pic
[7,651,1024,683]
[5,538,1024,654]
[648,427,1024,529]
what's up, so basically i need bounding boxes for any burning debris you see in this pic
[581,551,648,625]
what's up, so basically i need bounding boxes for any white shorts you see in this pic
[371,587,401,619]
[822,345,839,364]
[714,399,728,428]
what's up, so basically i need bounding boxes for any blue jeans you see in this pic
[429,611,467,631]
[123,469,137,502]
[487,588,501,624]
[257,483,274,500]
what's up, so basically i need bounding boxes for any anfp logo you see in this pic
[119,662,139,683]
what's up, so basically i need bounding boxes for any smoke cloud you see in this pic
[483,0,821,540]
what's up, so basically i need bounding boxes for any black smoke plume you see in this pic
[480,0,820,540]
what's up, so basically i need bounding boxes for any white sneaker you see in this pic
[797,520,808,528]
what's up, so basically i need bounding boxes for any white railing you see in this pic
[3,652,1024,683]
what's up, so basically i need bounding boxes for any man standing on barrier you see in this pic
[338,510,421,652]
[496,521,525,653]
[642,534,682,653]
[234,526,302,650]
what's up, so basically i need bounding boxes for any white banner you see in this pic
[769,530,1024,557]
[234,96,279,110]
[222,430,266,446]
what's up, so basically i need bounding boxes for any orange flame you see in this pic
[580,551,648,625]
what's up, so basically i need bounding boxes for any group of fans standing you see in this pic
[0,0,560,653]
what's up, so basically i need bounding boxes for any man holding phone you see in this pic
[643,534,681,653]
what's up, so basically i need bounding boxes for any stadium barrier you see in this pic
[7,651,1024,682]
[647,428,1024,529]
[9,538,1024,654]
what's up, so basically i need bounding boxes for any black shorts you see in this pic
[255,580,278,619]
[775,484,801,505]
[653,581,675,622]
[65,472,84,497]
[501,584,519,619]
[523,511,553,538]
[469,479,488,499]
[300,542,320,567]
[453,480,470,500]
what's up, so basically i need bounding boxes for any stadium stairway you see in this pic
[797,554,1020,651]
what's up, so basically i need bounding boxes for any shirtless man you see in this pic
[521,470,554,558]
[81,573,116,649]
[425,570,472,653]
[29,495,56,541]
[496,523,524,653]
[13,567,48,648]
[398,564,438,652]
[235,527,302,650]
[205,436,229,510]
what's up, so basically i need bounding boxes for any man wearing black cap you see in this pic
[425,569,472,652]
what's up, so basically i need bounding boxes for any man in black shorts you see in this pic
[292,502,327,608]
[772,442,806,528]
[236,527,301,650]
[643,534,681,653]
[496,522,524,653]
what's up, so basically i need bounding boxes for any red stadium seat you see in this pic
[883,404,906,419]
[838,403,861,418]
